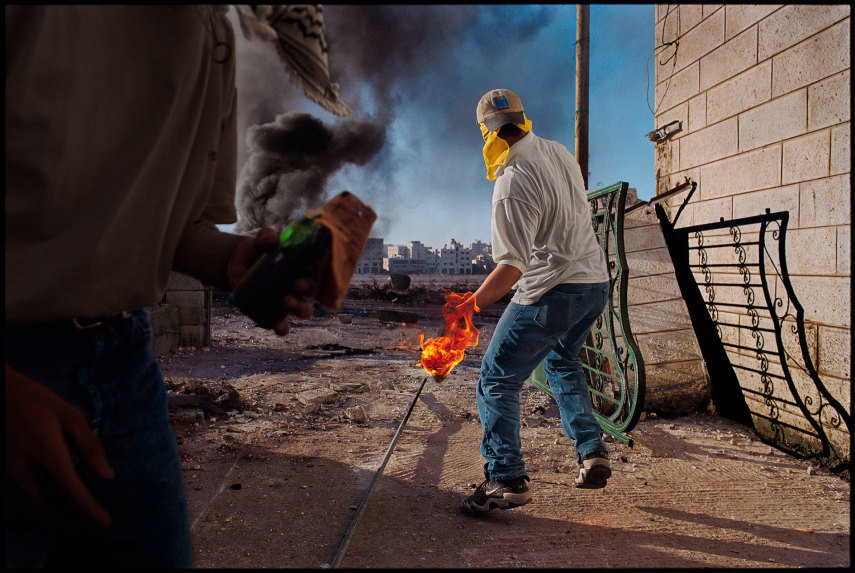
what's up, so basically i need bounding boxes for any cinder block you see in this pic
[152,331,180,358]
[699,278,763,309]
[703,5,723,19]
[679,4,704,36]
[732,185,799,221]
[725,4,779,40]
[837,226,850,274]
[625,248,675,279]
[627,299,695,334]
[655,62,700,115]
[147,303,179,336]
[713,310,742,348]
[178,305,208,326]
[690,241,752,269]
[798,174,851,227]
[656,6,680,48]
[786,227,837,275]
[739,90,806,151]
[699,24,757,92]
[688,93,707,131]
[167,272,204,291]
[759,5,851,62]
[623,205,660,230]
[816,360,851,407]
[771,19,850,98]
[700,145,782,197]
[679,117,738,170]
[658,101,689,133]
[782,130,831,185]
[707,60,772,124]
[728,346,781,384]
[809,70,851,131]
[676,9,724,72]
[830,123,850,176]
[824,420,852,461]
[165,289,205,308]
[627,274,684,306]
[687,195,733,223]
[180,325,208,348]
[789,275,851,328]
[782,316,819,365]
[655,138,680,179]
[623,224,669,252]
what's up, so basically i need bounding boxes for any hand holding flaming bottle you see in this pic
[419,291,480,382]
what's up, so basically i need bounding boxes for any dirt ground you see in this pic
[159,276,850,569]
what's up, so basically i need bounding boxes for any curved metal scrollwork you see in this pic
[526,182,646,446]
[678,209,850,469]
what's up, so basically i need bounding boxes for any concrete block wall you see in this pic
[653,5,850,461]
[147,272,212,357]
[622,203,711,417]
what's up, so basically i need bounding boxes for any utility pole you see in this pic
[575,4,590,188]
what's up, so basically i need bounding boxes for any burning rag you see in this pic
[480,115,533,180]
[234,5,352,117]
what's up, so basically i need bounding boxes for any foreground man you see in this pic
[456,89,611,515]
[4,6,347,566]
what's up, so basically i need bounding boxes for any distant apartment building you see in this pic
[424,249,440,274]
[469,240,494,274]
[386,244,410,258]
[356,237,384,274]
[469,240,491,258]
[439,239,473,275]
[408,241,430,260]
[472,254,496,274]
[355,237,493,275]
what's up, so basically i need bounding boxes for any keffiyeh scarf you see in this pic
[233,5,352,117]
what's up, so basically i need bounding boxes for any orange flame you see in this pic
[419,291,480,382]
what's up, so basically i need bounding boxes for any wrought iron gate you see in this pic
[661,206,850,469]
[527,182,646,446]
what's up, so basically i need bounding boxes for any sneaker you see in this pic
[573,450,611,489]
[460,464,532,514]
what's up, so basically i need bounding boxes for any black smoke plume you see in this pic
[234,112,385,233]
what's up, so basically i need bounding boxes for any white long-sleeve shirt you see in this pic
[491,131,608,305]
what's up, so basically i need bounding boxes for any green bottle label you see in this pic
[278,215,319,248]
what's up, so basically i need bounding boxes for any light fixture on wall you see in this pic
[646,120,683,143]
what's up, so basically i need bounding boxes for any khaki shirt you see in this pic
[491,132,609,305]
[6,6,246,323]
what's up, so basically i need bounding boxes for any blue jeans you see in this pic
[5,310,192,568]
[478,281,609,481]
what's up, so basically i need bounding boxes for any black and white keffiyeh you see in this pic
[233,5,352,117]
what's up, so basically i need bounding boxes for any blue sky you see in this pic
[227,5,655,249]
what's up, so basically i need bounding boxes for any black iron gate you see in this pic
[660,203,850,470]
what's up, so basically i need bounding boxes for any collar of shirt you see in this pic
[494,130,537,178]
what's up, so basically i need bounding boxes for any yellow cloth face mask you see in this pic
[480,115,532,180]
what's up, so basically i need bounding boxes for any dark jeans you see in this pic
[478,282,610,481]
[5,309,192,567]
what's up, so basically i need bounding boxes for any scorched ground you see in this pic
[160,276,850,568]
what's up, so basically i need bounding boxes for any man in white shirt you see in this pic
[457,89,612,515]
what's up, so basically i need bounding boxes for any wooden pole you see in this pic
[575,4,590,188]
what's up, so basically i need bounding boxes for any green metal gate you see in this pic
[526,182,646,446]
